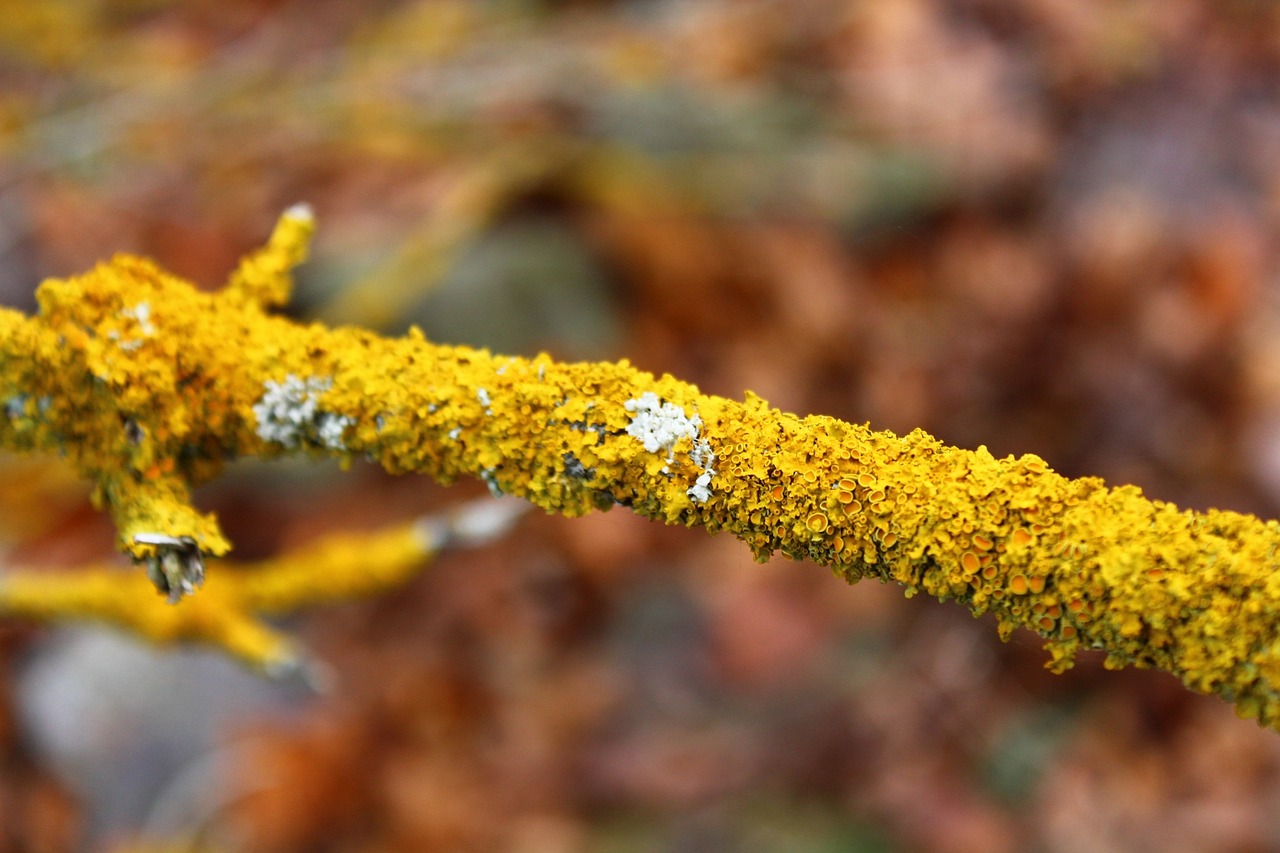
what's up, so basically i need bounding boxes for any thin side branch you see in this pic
[0,498,529,679]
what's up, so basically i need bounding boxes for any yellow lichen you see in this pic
[0,498,525,675]
[0,521,428,676]
[225,203,316,308]
[2,209,1280,727]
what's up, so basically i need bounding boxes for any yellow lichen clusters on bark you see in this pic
[2,210,1279,726]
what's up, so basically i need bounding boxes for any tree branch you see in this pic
[2,210,1279,727]
[0,497,528,681]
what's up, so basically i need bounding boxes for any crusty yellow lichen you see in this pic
[3,210,1280,727]
[0,509,477,677]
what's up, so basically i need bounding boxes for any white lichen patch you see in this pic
[623,391,716,503]
[480,468,503,497]
[688,470,714,503]
[624,392,700,458]
[315,412,352,450]
[253,374,354,450]
[477,386,493,415]
[121,302,156,336]
[282,202,315,224]
[112,302,157,352]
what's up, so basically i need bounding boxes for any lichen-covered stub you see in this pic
[0,206,319,595]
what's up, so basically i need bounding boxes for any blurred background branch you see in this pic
[0,497,528,679]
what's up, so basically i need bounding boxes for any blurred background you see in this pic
[3,0,1280,850]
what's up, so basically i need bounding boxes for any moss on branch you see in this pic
[2,210,1280,727]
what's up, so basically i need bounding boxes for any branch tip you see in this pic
[413,497,532,552]
[263,649,335,694]
[281,202,315,224]
[133,533,205,603]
